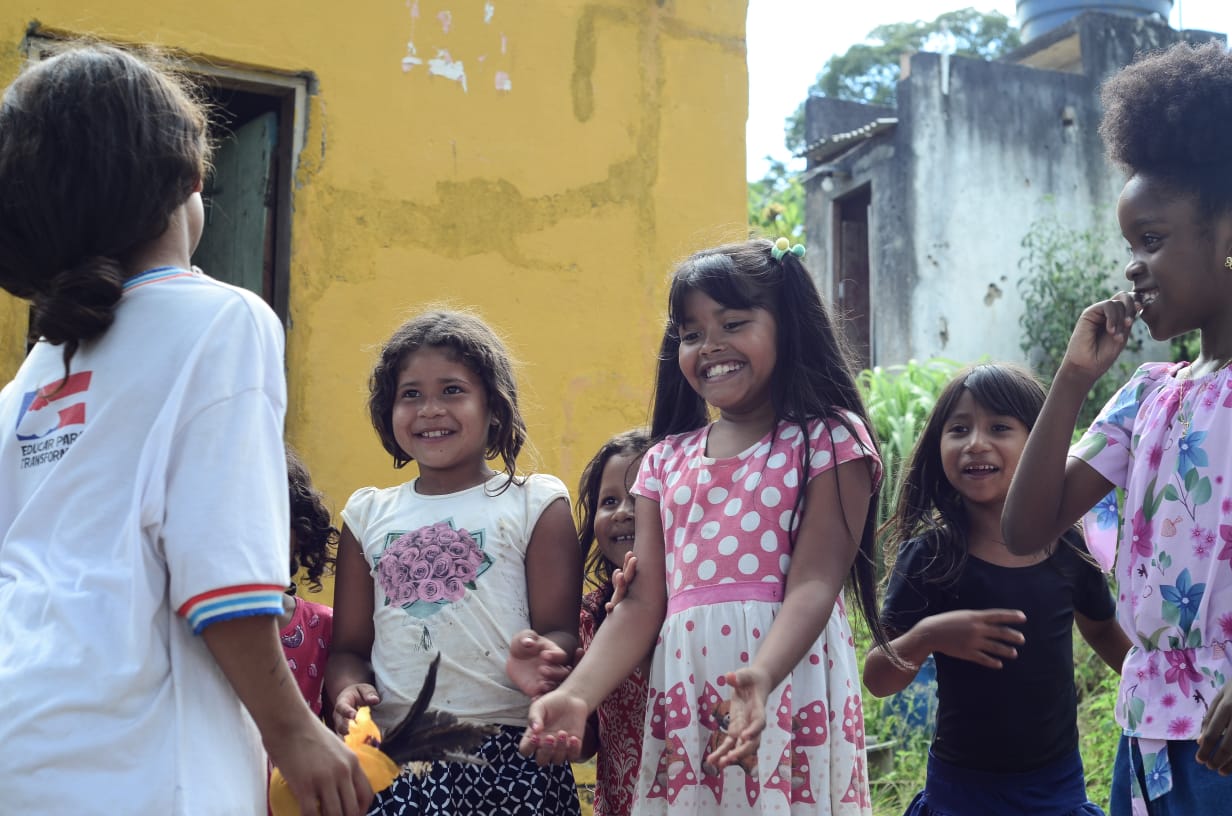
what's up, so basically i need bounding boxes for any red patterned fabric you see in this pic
[580,586,648,816]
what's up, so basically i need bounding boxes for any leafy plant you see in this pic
[1017,214,1145,428]
[857,358,963,546]
[747,159,805,241]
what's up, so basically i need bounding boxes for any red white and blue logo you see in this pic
[15,371,92,441]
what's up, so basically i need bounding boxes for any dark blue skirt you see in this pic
[368,725,580,816]
[904,748,1105,816]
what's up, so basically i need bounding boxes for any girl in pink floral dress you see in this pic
[521,238,892,814]
[1003,42,1232,816]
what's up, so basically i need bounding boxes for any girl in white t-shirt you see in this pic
[0,45,367,816]
[327,310,583,816]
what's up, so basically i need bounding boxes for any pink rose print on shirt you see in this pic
[376,521,491,618]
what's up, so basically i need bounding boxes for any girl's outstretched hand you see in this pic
[1197,681,1232,774]
[333,683,381,736]
[927,609,1027,669]
[605,551,638,614]
[506,629,572,697]
[704,666,772,771]
[1061,292,1140,383]
[518,689,587,765]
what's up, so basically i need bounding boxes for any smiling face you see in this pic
[593,452,640,569]
[1118,173,1232,343]
[676,288,777,421]
[939,390,1029,512]
[391,346,495,494]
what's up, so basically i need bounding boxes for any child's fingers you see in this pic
[508,629,541,659]
[1197,688,1232,771]
[518,715,545,757]
[704,734,737,768]
[721,735,760,769]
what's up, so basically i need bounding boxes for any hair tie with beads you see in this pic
[771,236,806,261]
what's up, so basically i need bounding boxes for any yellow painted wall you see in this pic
[0,2,748,601]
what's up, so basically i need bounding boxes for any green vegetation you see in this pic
[856,358,962,546]
[747,159,805,242]
[784,8,1021,154]
[1016,214,1146,429]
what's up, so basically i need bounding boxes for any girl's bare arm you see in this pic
[520,496,667,765]
[1003,294,1139,554]
[324,526,379,734]
[1075,610,1131,674]
[524,497,582,657]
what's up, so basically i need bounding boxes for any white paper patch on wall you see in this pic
[401,41,423,72]
[429,50,468,92]
[494,71,511,92]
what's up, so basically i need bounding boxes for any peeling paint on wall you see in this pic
[401,41,422,72]
[428,49,467,91]
[398,1,507,94]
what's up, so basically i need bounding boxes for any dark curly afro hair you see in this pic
[1099,40,1232,220]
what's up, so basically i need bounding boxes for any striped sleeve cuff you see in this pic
[177,584,286,634]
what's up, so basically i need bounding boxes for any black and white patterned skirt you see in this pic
[368,725,581,816]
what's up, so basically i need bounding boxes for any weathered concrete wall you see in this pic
[804,12,1222,369]
[0,1,749,600]
[901,49,1118,364]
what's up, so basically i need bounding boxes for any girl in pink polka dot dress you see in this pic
[521,238,892,814]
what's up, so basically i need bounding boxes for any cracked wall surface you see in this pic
[0,1,748,600]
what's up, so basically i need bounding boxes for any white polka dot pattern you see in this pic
[630,414,881,598]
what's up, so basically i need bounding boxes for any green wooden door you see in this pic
[193,111,278,300]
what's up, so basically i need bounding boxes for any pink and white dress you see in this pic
[631,414,880,815]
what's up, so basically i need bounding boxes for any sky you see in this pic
[746,0,1229,180]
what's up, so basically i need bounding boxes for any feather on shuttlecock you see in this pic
[269,654,498,815]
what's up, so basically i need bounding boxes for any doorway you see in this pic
[833,185,872,370]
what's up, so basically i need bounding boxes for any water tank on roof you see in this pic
[1017,0,1174,41]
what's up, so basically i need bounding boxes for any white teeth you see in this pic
[965,465,996,473]
[704,362,743,379]
[421,430,451,438]
[614,534,634,542]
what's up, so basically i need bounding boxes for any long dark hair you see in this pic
[286,446,338,592]
[368,310,526,489]
[887,363,1046,586]
[647,237,890,652]
[0,44,210,374]
[576,429,651,597]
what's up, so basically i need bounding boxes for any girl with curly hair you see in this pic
[280,447,340,716]
[1004,40,1232,815]
[326,310,583,816]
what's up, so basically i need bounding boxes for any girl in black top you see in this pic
[864,364,1130,816]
